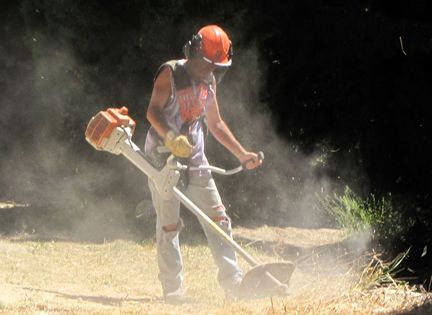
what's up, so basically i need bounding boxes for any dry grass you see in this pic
[234,225,346,248]
[0,235,431,314]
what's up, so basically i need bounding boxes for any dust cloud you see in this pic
[212,44,372,256]
[215,47,339,225]
[1,44,145,241]
[1,28,371,258]
[0,27,377,312]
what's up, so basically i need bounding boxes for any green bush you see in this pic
[319,186,410,247]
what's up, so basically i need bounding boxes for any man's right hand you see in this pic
[164,130,193,158]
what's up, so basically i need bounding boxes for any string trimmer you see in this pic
[85,107,295,299]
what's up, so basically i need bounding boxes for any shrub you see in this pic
[319,186,410,248]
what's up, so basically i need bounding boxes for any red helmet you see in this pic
[184,25,233,67]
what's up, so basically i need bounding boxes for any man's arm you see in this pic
[146,66,172,139]
[206,85,262,169]
[146,66,193,158]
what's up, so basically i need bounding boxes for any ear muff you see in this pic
[227,42,233,61]
[183,34,202,59]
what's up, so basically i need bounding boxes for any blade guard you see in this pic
[85,107,136,151]
[238,262,295,299]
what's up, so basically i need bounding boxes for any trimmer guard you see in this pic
[239,262,295,299]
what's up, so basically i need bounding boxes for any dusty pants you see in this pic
[148,175,243,296]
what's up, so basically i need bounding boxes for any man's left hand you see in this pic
[240,152,263,170]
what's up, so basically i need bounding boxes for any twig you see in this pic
[399,36,407,56]
[0,201,31,210]
[428,275,432,292]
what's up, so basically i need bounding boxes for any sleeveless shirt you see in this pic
[144,59,215,176]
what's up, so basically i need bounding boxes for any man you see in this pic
[144,24,262,304]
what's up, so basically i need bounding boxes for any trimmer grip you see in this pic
[242,151,265,169]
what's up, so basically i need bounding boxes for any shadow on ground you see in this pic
[18,286,161,306]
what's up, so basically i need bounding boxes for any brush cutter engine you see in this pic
[85,107,180,199]
[85,107,136,154]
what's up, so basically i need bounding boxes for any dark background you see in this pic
[1,1,431,285]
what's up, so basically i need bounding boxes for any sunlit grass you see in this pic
[0,236,430,314]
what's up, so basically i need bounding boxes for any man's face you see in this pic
[187,58,216,81]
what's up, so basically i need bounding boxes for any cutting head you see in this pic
[238,261,295,299]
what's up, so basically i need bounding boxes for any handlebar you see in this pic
[120,127,264,176]
[174,151,264,176]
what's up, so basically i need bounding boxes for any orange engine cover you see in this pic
[85,106,136,150]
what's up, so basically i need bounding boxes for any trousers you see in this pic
[148,174,243,295]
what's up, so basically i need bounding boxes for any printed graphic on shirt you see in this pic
[177,83,208,124]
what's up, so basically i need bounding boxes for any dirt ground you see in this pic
[0,225,431,314]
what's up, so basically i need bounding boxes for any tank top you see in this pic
[144,59,215,176]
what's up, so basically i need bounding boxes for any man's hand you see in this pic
[239,152,263,169]
[164,130,193,158]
